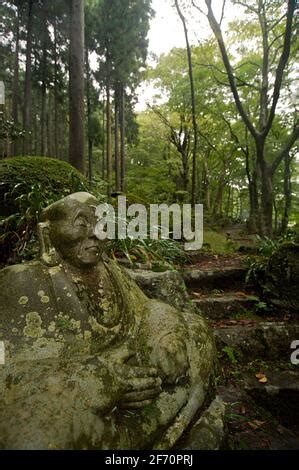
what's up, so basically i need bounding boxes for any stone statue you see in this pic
[0,192,217,449]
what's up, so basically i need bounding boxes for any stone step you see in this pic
[191,292,258,319]
[244,370,299,426]
[213,321,299,362]
[217,384,299,449]
[182,267,246,290]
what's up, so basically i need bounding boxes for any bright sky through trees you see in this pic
[136,0,243,110]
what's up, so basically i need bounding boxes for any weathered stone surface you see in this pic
[244,371,299,426]
[0,192,217,450]
[182,267,246,290]
[192,293,258,319]
[178,396,226,450]
[262,242,299,313]
[126,269,195,312]
[214,322,299,361]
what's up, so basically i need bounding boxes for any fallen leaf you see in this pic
[255,373,265,380]
[253,420,265,427]
[259,376,268,383]
[247,421,258,430]
[192,292,202,298]
[247,420,265,430]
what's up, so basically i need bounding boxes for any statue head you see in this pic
[38,192,104,269]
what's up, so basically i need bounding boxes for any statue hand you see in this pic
[153,334,189,385]
[114,364,162,410]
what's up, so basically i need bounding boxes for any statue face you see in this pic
[49,200,103,269]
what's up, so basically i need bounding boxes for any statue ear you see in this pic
[37,222,59,267]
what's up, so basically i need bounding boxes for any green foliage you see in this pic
[245,230,298,287]
[0,116,25,141]
[255,235,279,257]
[107,237,189,269]
[245,256,267,286]
[203,230,239,254]
[254,301,270,314]
[0,156,104,265]
[255,231,298,257]
[222,346,239,365]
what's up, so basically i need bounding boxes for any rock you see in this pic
[182,267,246,290]
[178,396,226,450]
[262,242,299,313]
[244,370,299,426]
[126,269,195,312]
[214,322,299,361]
[192,293,258,319]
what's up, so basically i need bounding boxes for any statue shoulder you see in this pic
[0,261,45,283]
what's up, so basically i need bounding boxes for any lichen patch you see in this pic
[18,296,29,305]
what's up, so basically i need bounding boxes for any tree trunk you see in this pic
[202,153,210,211]
[23,0,33,156]
[256,138,273,236]
[33,92,38,156]
[175,0,198,206]
[261,164,273,236]
[48,92,55,157]
[114,86,121,192]
[213,177,225,216]
[204,0,297,237]
[245,148,259,233]
[54,16,58,158]
[11,3,20,156]
[281,152,292,234]
[85,48,92,184]
[69,0,85,173]
[247,178,259,233]
[41,11,48,157]
[88,139,93,185]
[226,185,231,218]
[119,83,126,192]
[102,100,105,179]
[182,151,189,192]
[106,82,112,201]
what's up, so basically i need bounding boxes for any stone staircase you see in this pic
[181,264,299,450]
[182,264,257,320]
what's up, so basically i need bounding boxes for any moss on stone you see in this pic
[0,157,106,266]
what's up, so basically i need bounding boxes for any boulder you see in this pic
[262,242,299,313]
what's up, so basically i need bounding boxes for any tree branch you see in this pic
[263,0,296,137]
[271,122,299,175]
[203,0,258,139]
[191,0,206,16]
[233,1,259,15]
[220,0,226,25]
[268,31,285,52]
[268,12,287,32]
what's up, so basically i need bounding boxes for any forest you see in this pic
[0,0,298,237]
[0,0,298,453]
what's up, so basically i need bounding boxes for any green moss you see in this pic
[203,230,239,254]
[0,157,106,265]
